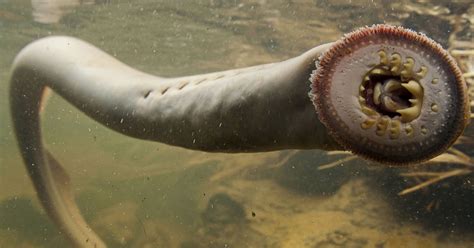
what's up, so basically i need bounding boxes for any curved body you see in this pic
[9,25,469,247]
[10,36,337,247]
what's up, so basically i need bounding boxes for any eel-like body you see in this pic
[9,25,469,247]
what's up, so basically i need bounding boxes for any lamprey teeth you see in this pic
[396,103,421,122]
[389,119,401,139]
[370,68,391,76]
[401,80,423,97]
[8,24,472,247]
[396,80,423,122]
[382,96,405,112]
[383,79,403,92]
[378,50,389,65]
[421,126,428,135]
[376,117,390,136]
[361,106,377,116]
[373,82,382,105]
[431,103,439,112]
[390,53,402,74]
[361,118,377,129]
[311,25,469,165]
[400,57,415,80]
[405,124,414,137]
[415,66,427,80]
[363,75,370,83]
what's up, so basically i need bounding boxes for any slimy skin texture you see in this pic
[311,25,470,165]
[9,25,468,247]
[10,36,336,247]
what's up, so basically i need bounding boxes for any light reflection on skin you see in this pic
[31,0,94,24]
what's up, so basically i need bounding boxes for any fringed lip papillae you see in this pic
[311,24,470,165]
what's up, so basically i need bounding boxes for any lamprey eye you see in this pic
[311,24,470,165]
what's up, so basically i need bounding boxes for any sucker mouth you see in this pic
[362,71,413,118]
[358,49,426,139]
[311,24,469,164]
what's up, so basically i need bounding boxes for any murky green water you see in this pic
[1,0,473,247]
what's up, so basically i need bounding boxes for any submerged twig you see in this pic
[398,146,473,195]
[318,155,357,170]
[398,169,471,195]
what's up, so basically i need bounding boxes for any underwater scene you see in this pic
[1,0,473,247]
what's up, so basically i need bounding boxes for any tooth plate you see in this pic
[328,42,452,147]
[312,25,468,165]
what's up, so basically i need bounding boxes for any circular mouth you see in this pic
[310,24,469,165]
[358,50,426,139]
[362,75,414,119]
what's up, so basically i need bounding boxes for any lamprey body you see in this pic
[9,25,469,247]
